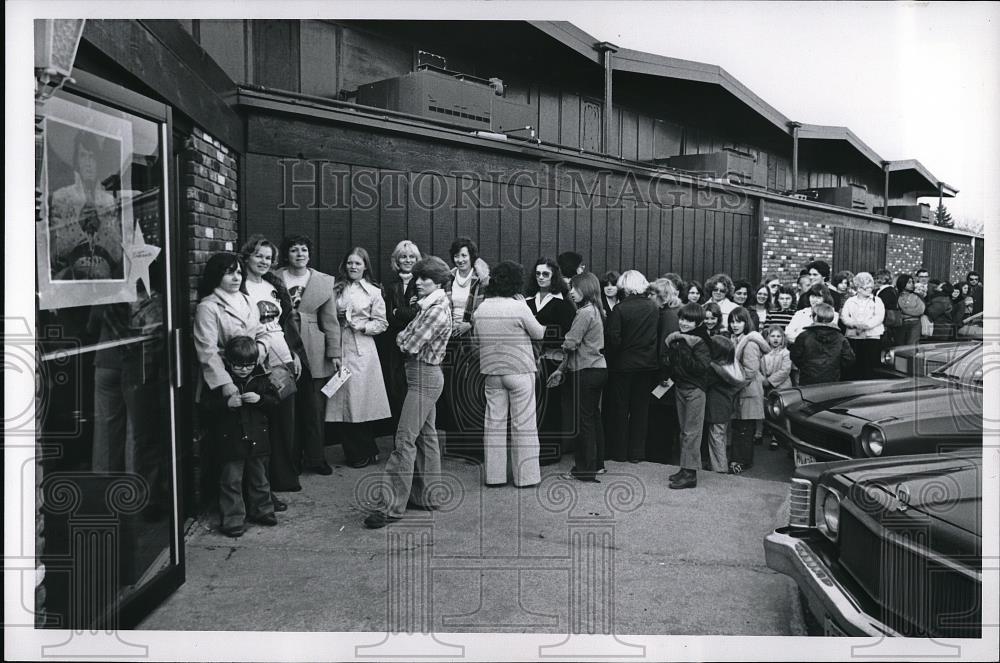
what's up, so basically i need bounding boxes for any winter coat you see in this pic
[656,304,681,381]
[663,326,712,391]
[201,366,279,462]
[606,294,660,371]
[704,360,748,424]
[192,290,272,402]
[784,307,840,343]
[274,267,342,379]
[924,292,955,340]
[732,331,771,420]
[326,279,391,423]
[761,346,792,390]
[840,294,886,340]
[790,324,856,385]
[384,274,420,334]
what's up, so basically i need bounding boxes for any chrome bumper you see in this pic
[764,421,852,463]
[763,529,900,637]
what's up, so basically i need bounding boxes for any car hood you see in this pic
[799,377,965,422]
[840,455,981,535]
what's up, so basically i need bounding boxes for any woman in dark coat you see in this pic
[526,257,577,465]
[604,270,659,464]
[646,277,682,464]
[379,240,422,434]
[923,282,956,341]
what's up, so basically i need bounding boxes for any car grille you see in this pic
[789,421,854,457]
[838,509,981,637]
[788,478,812,527]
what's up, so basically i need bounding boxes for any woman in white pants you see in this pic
[472,261,547,487]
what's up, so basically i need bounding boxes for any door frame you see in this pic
[57,68,188,628]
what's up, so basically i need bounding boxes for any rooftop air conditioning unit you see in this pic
[801,183,868,210]
[355,68,534,134]
[659,148,759,186]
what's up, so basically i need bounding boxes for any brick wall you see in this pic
[181,127,239,312]
[950,243,974,284]
[760,205,834,283]
[886,234,923,277]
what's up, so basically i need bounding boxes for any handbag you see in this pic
[920,314,934,338]
[268,363,298,400]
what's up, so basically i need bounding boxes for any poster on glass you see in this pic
[38,95,137,310]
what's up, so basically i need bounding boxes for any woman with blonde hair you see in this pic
[840,271,885,380]
[648,277,682,463]
[380,240,422,429]
[604,270,659,464]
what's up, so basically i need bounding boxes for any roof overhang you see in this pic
[611,48,791,135]
[796,124,883,170]
[887,159,958,198]
[527,21,602,65]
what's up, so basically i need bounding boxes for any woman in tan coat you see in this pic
[326,247,391,467]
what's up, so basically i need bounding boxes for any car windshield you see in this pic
[930,344,983,388]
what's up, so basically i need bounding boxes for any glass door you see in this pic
[35,75,184,630]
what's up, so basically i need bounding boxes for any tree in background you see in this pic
[934,203,954,228]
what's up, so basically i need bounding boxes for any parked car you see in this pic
[763,450,982,637]
[767,343,982,466]
[875,340,980,379]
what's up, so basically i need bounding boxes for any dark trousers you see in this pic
[219,456,273,529]
[268,369,301,491]
[849,338,883,380]
[332,421,378,465]
[565,368,608,479]
[538,358,568,464]
[606,369,657,462]
[730,419,756,466]
[646,387,679,464]
[297,366,326,465]
[438,336,485,458]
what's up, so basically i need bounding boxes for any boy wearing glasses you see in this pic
[203,335,280,537]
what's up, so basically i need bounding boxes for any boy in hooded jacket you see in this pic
[663,303,712,489]
[702,335,749,473]
[790,303,856,385]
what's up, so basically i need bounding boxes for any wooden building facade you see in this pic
[30,17,983,631]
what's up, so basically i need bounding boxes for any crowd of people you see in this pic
[189,233,985,535]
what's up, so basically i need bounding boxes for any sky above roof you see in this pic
[569,1,999,231]
[10,1,997,231]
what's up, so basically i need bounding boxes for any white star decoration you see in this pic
[123,224,161,293]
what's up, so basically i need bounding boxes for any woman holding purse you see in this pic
[240,235,302,499]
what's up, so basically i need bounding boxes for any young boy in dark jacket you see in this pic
[790,304,856,385]
[663,303,712,489]
[702,336,749,473]
[202,336,280,537]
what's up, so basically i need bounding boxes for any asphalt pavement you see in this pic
[139,434,804,635]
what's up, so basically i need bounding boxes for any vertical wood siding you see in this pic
[832,227,888,275]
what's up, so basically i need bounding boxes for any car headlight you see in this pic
[881,349,895,366]
[815,485,842,541]
[861,425,886,456]
[766,391,785,420]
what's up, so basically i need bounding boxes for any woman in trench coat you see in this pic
[325,247,391,467]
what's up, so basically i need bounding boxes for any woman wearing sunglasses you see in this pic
[703,273,738,329]
[526,257,577,465]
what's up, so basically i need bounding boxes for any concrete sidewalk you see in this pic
[139,437,802,635]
